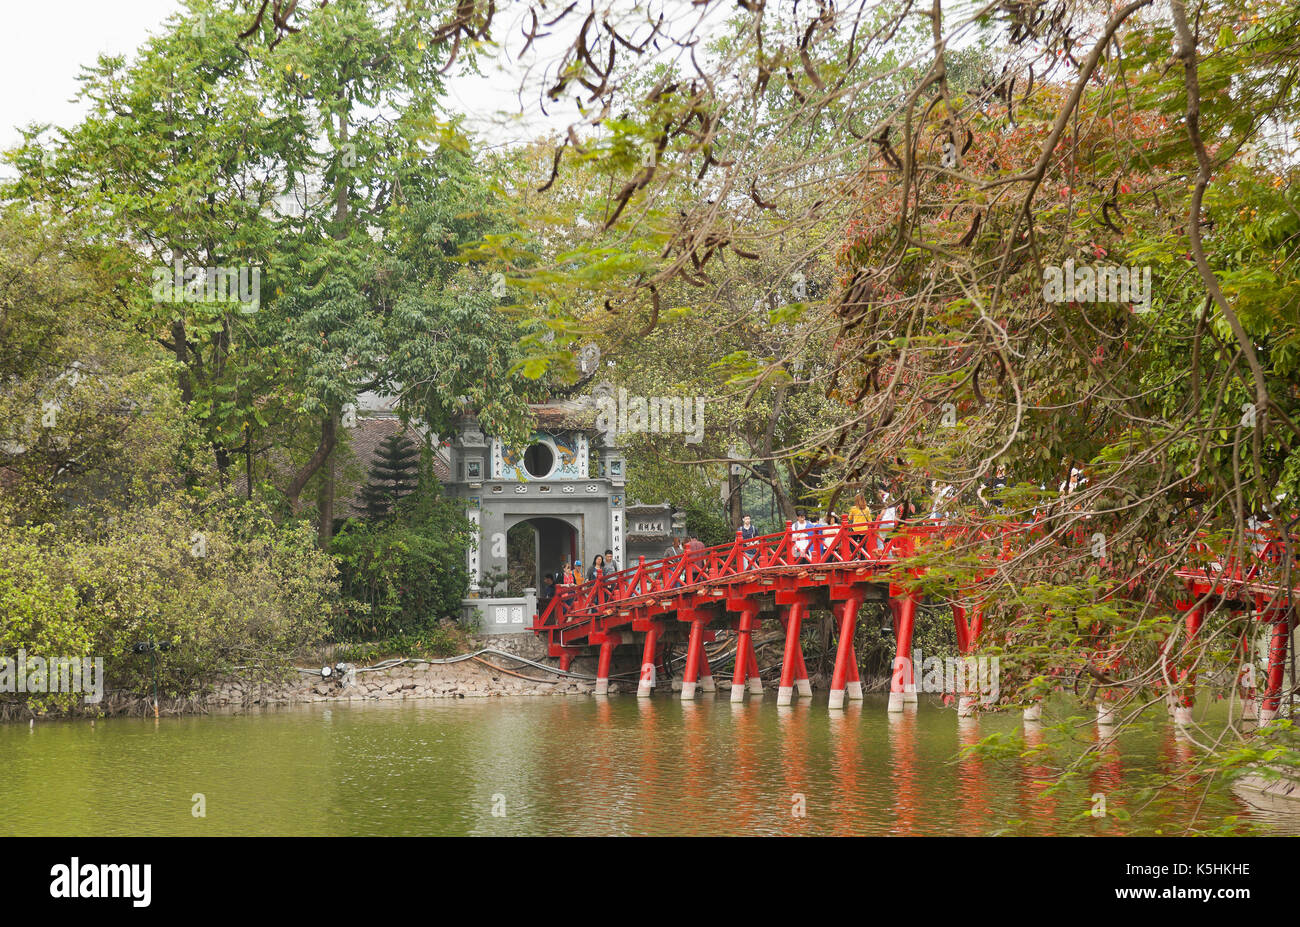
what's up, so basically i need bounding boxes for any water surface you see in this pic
[1,695,1285,835]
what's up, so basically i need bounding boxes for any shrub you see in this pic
[329,486,472,640]
[0,495,338,712]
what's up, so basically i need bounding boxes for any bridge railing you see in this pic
[532,519,945,631]
[530,517,1300,633]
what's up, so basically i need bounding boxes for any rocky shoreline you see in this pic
[3,634,892,721]
[218,653,602,706]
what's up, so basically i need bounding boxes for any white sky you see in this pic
[0,0,185,151]
[0,0,551,160]
[0,0,731,158]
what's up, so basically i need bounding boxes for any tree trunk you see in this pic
[286,413,337,524]
[318,419,337,548]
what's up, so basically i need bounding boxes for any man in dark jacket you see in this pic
[740,515,759,569]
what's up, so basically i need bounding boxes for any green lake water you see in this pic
[2,694,1291,836]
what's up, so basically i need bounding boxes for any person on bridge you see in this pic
[928,481,955,524]
[586,554,611,602]
[792,510,815,563]
[604,548,619,572]
[978,464,1009,511]
[820,511,841,560]
[740,514,759,568]
[685,535,706,582]
[877,490,898,552]
[561,560,576,585]
[847,493,871,528]
[846,493,872,557]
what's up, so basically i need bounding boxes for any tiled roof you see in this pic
[230,415,449,514]
[529,400,601,431]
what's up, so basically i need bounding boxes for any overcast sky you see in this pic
[0,0,735,161]
[0,0,601,160]
[0,0,185,151]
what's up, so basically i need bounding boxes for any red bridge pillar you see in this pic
[1237,624,1258,720]
[829,594,862,710]
[697,640,716,694]
[777,599,812,706]
[1173,600,1204,726]
[681,610,711,700]
[888,586,921,712]
[637,623,661,698]
[1261,608,1291,723]
[594,632,621,696]
[951,597,984,717]
[729,600,762,703]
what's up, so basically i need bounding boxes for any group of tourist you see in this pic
[538,548,621,606]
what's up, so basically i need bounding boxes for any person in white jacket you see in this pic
[792,510,814,563]
[877,490,897,552]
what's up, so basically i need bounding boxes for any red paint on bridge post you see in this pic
[888,588,920,712]
[778,602,808,706]
[637,623,661,698]
[1262,610,1291,722]
[682,614,707,700]
[730,601,761,703]
[595,632,621,696]
[829,595,862,709]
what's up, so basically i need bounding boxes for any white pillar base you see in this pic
[730,683,745,703]
[1242,698,1259,720]
[748,677,764,695]
[1173,705,1192,726]
[637,682,653,698]
[1260,707,1278,722]
[1097,705,1117,726]
[846,681,864,700]
[1022,704,1042,722]
[700,674,716,693]
[777,685,794,706]
[681,681,697,700]
[957,695,976,717]
[903,684,918,704]
[887,691,905,712]
[828,689,846,710]
[796,678,813,698]
[594,679,609,696]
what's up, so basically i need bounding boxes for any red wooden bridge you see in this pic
[532,519,1300,720]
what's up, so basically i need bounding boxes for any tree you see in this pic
[359,433,420,519]
[5,0,538,545]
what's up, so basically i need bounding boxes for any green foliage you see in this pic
[0,207,189,524]
[0,497,336,713]
[333,624,473,663]
[329,483,472,640]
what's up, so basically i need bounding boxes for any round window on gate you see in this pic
[522,441,556,479]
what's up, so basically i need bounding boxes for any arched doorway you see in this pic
[506,515,579,590]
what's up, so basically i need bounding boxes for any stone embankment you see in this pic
[212,655,595,706]
[210,635,595,707]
